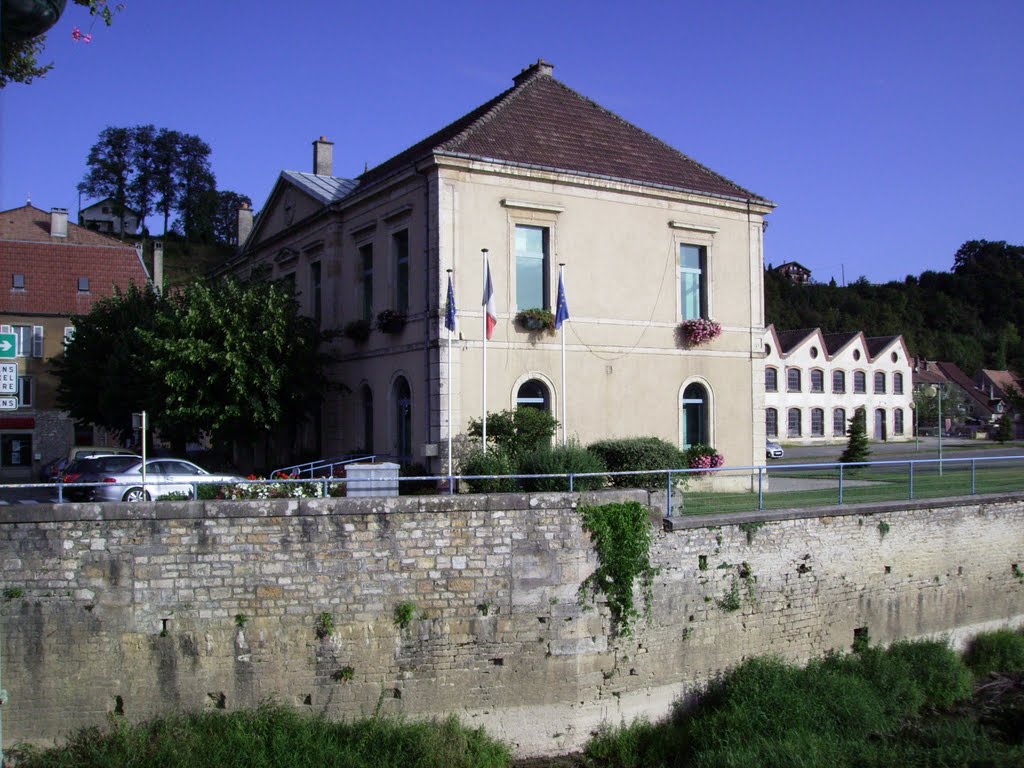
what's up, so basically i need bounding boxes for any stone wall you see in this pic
[1,491,1023,757]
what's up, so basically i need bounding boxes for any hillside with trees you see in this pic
[766,240,1024,375]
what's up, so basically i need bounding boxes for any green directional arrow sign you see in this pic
[0,333,16,359]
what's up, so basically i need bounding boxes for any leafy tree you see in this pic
[172,134,216,242]
[467,407,558,458]
[127,124,158,235]
[152,128,183,235]
[839,409,870,464]
[78,126,133,237]
[1,1,122,88]
[139,278,329,451]
[54,278,332,456]
[51,284,169,442]
[213,191,253,245]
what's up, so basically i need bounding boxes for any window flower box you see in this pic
[376,309,407,334]
[685,444,724,476]
[678,318,722,347]
[343,319,371,344]
[514,308,555,333]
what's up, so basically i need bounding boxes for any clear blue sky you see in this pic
[3,0,1022,285]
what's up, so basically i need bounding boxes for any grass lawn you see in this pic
[675,461,1024,517]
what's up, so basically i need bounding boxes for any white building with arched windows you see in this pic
[763,326,913,445]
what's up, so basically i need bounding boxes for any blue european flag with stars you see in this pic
[555,270,569,329]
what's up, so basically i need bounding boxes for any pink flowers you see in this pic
[679,318,722,346]
[71,27,93,43]
[686,445,725,476]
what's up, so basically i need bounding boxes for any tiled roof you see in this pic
[864,336,900,358]
[773,328,819,354]
[0,205,148,315]
[821,332,859,356]
[980,369,1023,398]
[935,361,995,412]
[360,61,770,204]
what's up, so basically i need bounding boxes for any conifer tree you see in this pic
[840,409,871,464]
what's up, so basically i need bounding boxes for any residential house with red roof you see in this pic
[0,204,149,480]
[763,325,913,444]
[220,60,775,478]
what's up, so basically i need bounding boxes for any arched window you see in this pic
[833,408,847,436]
[360,384,374,452]
[894,408,904,435]
[874,371,886,394]
[765,367,778,392]
[854,371,866,394]
[681,382,709,448]
[392,377,412,461]
[787,368,801,392]
[787,408,802,437]
[810,369,824,393]
[811,408,824,436]
[766,407,778,438]
[893,372,904,395]
[832,370,846,393]
[516,379,550,411]
[874,408,887,440]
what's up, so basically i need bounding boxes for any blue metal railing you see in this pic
[3,454,1023,514]
[270,454,377,479]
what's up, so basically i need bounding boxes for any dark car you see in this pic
[61,454,142,501]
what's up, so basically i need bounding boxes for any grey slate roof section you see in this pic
[281,171,358,205]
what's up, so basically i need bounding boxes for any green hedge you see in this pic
[460,447,517,493]
[587,436,688,489]
[517,442,607,491]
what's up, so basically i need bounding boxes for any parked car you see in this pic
[39,456,69,482]
[67,445,139,462]
[766,439,784,459]
[64,457,244,502]
[61,454,143,501]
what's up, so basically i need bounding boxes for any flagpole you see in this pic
[481,249,489,452]
[446,269,454,490]
[559,263,567,446]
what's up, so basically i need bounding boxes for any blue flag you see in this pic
[444,273,457,332]
[555,270,569,329]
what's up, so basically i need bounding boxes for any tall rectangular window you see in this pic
[515,225,548,310]
[17,376,32,407]
[360,243,374,321]
[766,407,778,437]
[679,244,707,321]
[310,262,322,328]
[13,326,43,358]
[765,367,778,392]
[392,230,409,313]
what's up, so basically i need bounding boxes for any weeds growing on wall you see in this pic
[578,501,656,638]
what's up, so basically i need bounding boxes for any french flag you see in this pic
[483,258,497,340]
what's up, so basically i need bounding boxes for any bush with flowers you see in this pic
[222,471,342,500]
[678,318,722,347]
[684,444,725,475]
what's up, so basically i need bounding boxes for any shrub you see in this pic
[460,447,517,493]
[517,441,607,491]
[964,628,1024,677]
[467,407,558,458]
[587,436,687,489]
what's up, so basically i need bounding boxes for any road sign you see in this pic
[0,333,16,359]
[0,363,16,395]
[0,397,18,410]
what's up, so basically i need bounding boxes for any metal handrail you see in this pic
[270,454,376,479]
[3,454,1023,513]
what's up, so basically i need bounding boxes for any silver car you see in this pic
[69,457,243,502]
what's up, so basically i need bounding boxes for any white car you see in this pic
[67,457,243,502]
[766,439,784,459]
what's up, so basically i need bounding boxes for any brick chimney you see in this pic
[50,207,68,238]
[313,136,334,176]
[237,201,253,246]
[513,59,554,87]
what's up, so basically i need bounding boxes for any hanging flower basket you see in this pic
[342,319,371,344]
[376,309,407,334]
[678,318,722,347]
[514,308,555,333]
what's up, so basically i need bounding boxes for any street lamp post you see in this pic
[938,385,943,476]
